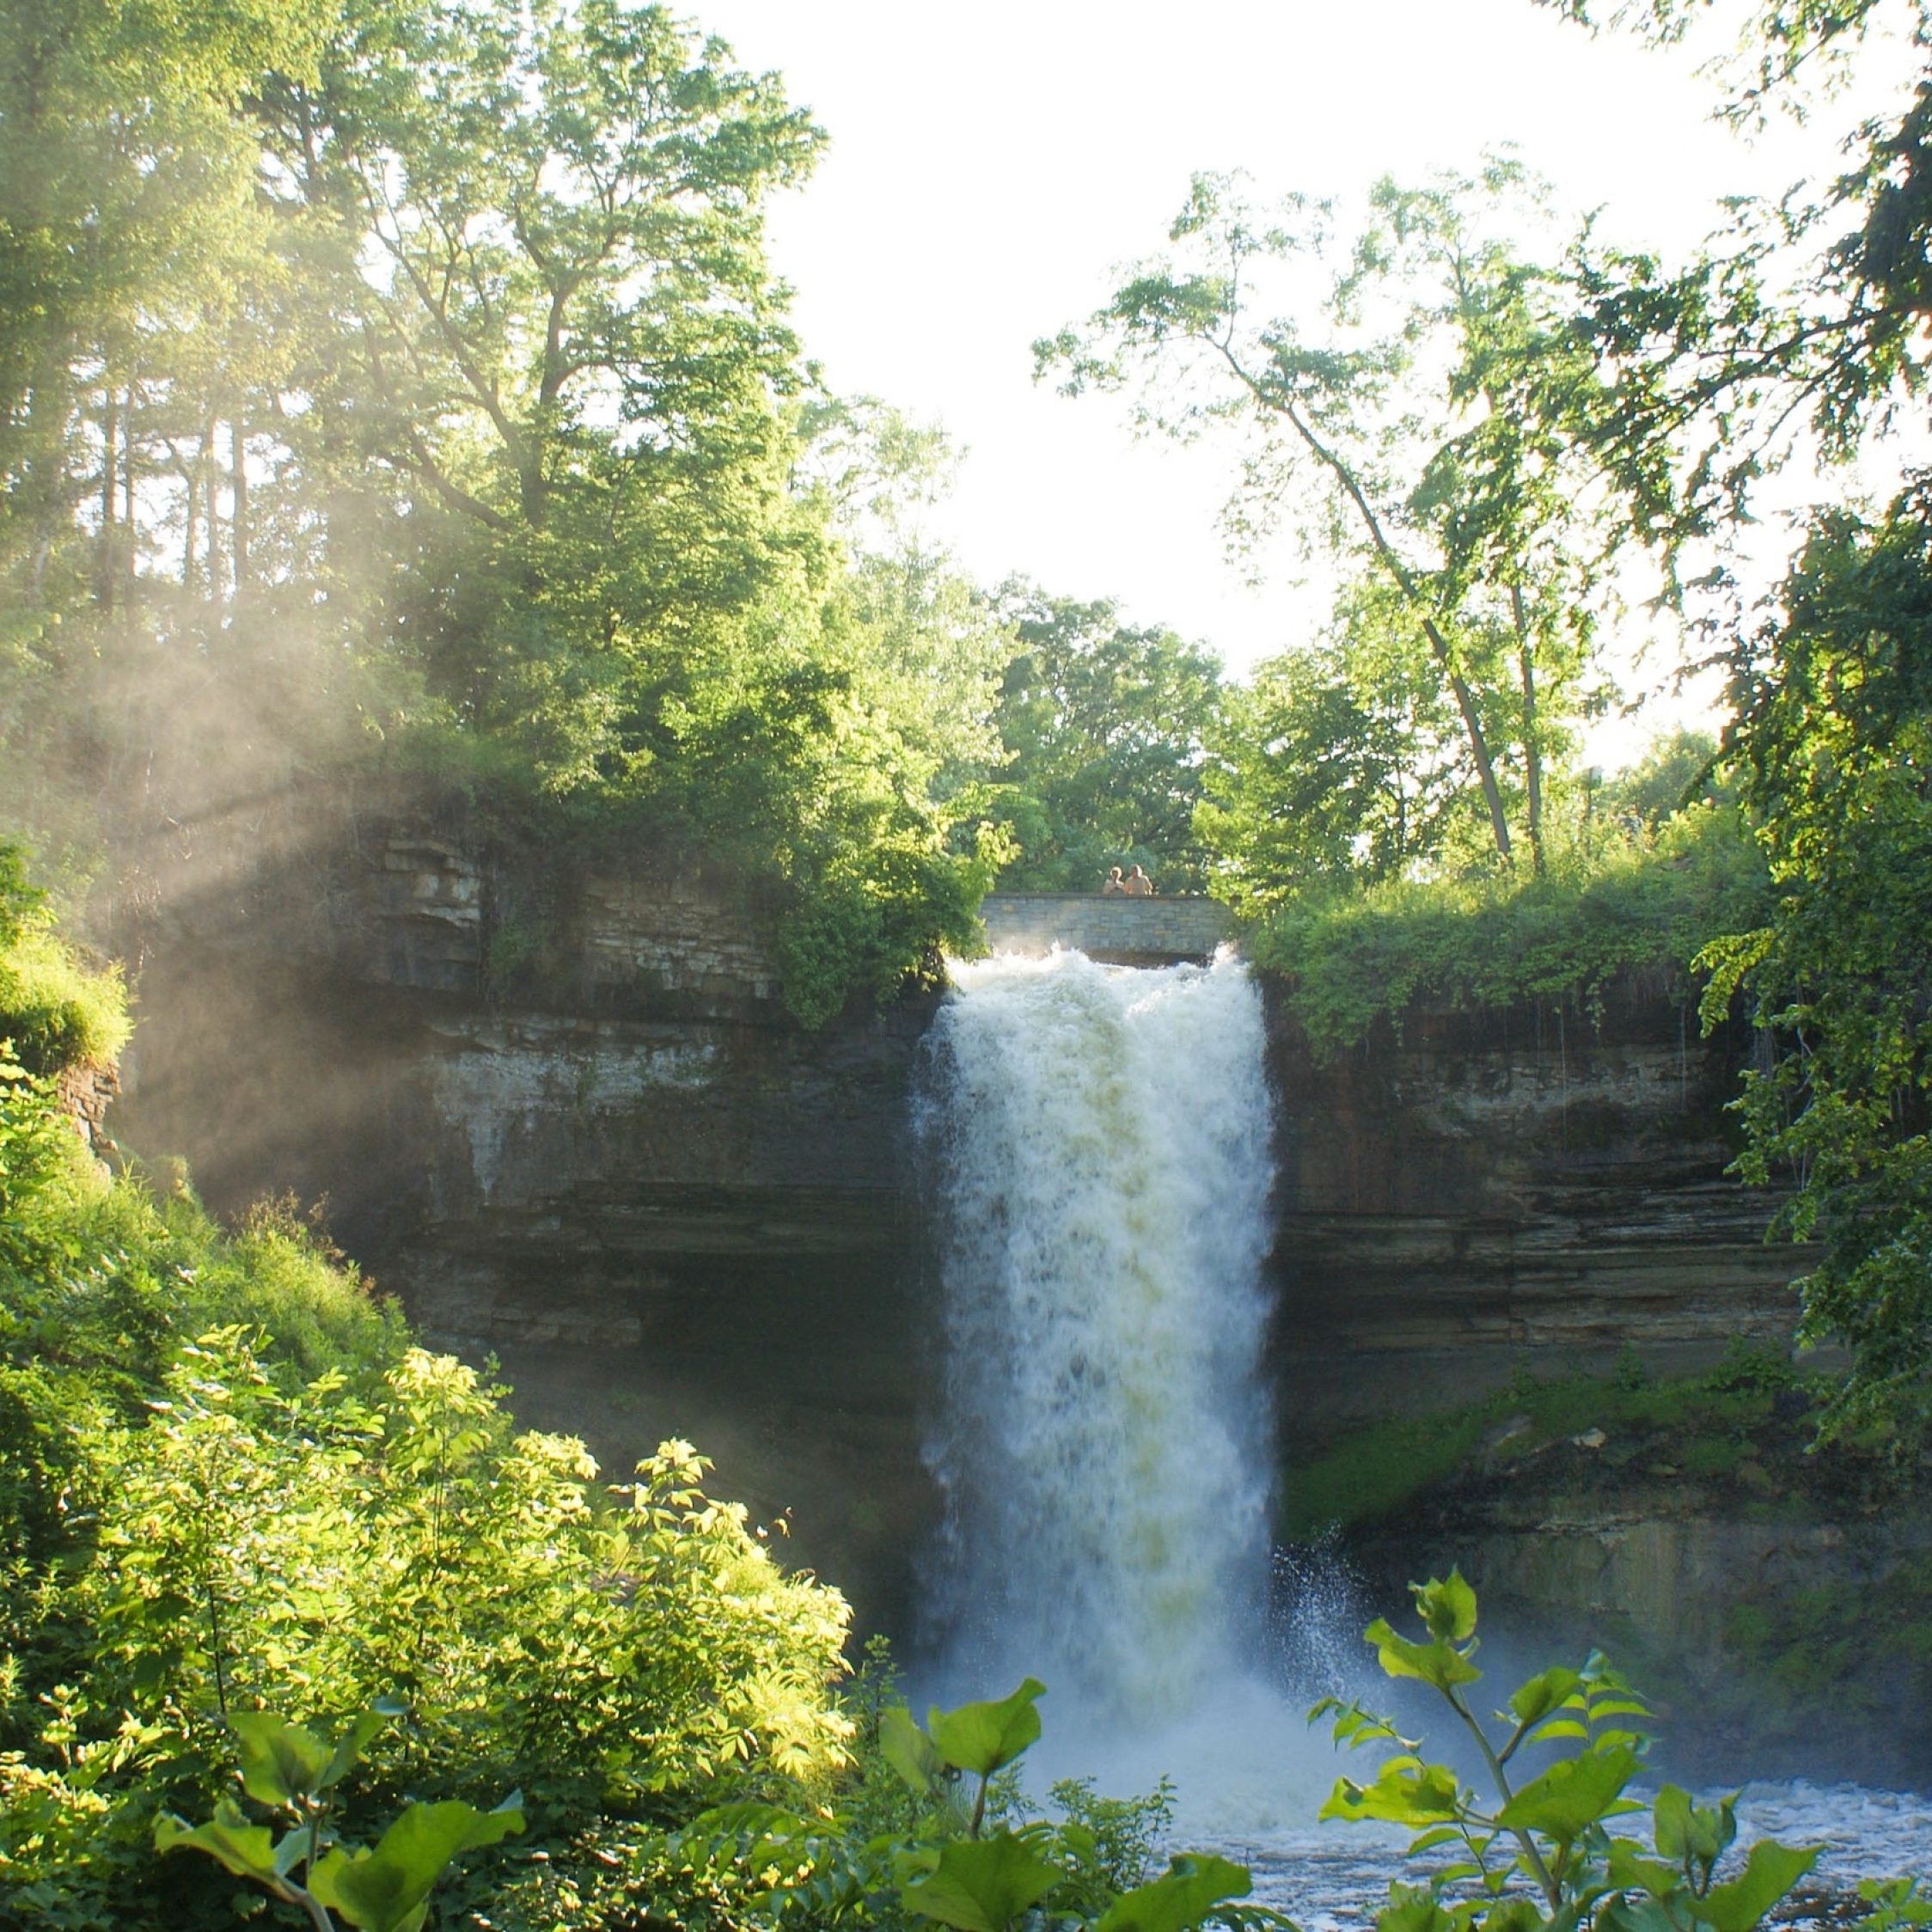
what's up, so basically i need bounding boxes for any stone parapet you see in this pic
[977,893,1235,964]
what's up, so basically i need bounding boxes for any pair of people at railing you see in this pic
[1101,865,1154,897]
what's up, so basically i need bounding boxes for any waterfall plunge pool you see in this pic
[908,948,1929,1911]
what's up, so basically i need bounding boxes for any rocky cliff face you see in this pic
[1265,981,1806,1458]
[106,788,941,1629]
[105,796,1809,1648]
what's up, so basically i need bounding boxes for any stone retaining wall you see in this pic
[978,892,1234,963]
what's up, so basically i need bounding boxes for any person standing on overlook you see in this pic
[1102,867,1125,895]
[1123,865,1154,896]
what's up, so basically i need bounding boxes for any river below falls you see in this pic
[1217,1782,1932,1927]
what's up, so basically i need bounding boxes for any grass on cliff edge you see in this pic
[1245,803,1770,1061]
[1277,1342,1863,1540]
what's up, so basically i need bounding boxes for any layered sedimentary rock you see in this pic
[104,788,938,1627]
[1264,981,1805,1458]
[104,795,1806,1634]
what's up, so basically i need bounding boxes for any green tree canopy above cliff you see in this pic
[0,0,1009,1024]
[987,587,1222,892]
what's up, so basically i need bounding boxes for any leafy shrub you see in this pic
[0,993,855,1928]
[0,846,128,1076]
[1247,807,1768,1059]
[1315,1570,1819,1932]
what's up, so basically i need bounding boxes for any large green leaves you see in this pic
[309,1797,524,1932]
[1321,1759,1464,1827]
[882,1703,950,1795]
[153,1800,280,1885]
[899,1831,1063,1932]
[1412,1570,1478,1644]
[926,1679,1048,1778]
[1363,1620,1482,1692]
[1700,1839,1819,1932]
[232,1709,386,1809]
[1495,1745,1640,1845]
[1096,1854,1252,1932]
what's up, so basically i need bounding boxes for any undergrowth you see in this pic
[1280,1341,1819,1539]
[1247,805,1770,1060]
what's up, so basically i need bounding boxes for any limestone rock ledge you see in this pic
[104,788,940,1629]
[99,790,1809,1647]
[1265,977,1807,1455]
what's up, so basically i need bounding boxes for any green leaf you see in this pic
[1364,1620,1482,1690]
[1412,1570,1478,1643]
[1607,1837,1683,1900]
[1652,1786,1736,1869]
[926,1679,1047,1777]
[321,1712,388,1793]
[1483,1899,1553,1932]
[1373,1881,1457,1932]
[1651,1787,1693,1862]
[1312,1697,1416,1752]
[1506,1667,1582,1727]
[231,1712,335,1808]
[1601,1898,1690,1932]
[1097,1855,1251,1932]
[309,1797,524,1932]
[882,1704,948,1794]
[1525,1720,1591,1745]
[1699,1839,1818,1932]
[154,1801,280,1885]
[1496,1745,1639,1846]
[1321,1758,1463,1827]
[901,1831,1064,1932]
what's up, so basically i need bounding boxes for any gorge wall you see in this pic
[1266,983,1805,1458]
[103,793,1808,1645]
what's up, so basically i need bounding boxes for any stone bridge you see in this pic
[976,892,1236,966]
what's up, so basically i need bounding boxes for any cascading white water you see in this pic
[914,946,1276,1734]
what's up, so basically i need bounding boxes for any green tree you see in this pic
[1537,0,1932,1430]
[0,0,1005,1025]
[1701,492,1932,1438]
[1038,166,1635,874]
[245,0,828,786]
[1196,581,1475,910]
[989,588,1222,892]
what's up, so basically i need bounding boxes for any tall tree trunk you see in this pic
[99,383,117,612]
[1231,362,1514,862]
[182,455,199,591]
[122,390,136,544]
[205,422,221,602]
[230,417,248,597]
[1511,585,1544,877]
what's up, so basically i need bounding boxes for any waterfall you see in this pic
[914,946,1276,1736]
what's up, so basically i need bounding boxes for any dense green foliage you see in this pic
[1246,799,1765,1059]
[0,844,129,1076]
[156,1707,526,1931]
[987,590,1223,893]
[0,914,858,1926]
[1698,494,1932,1438]
[0,0,1017,1025]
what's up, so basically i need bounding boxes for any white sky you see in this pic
[696,0,1917,757]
